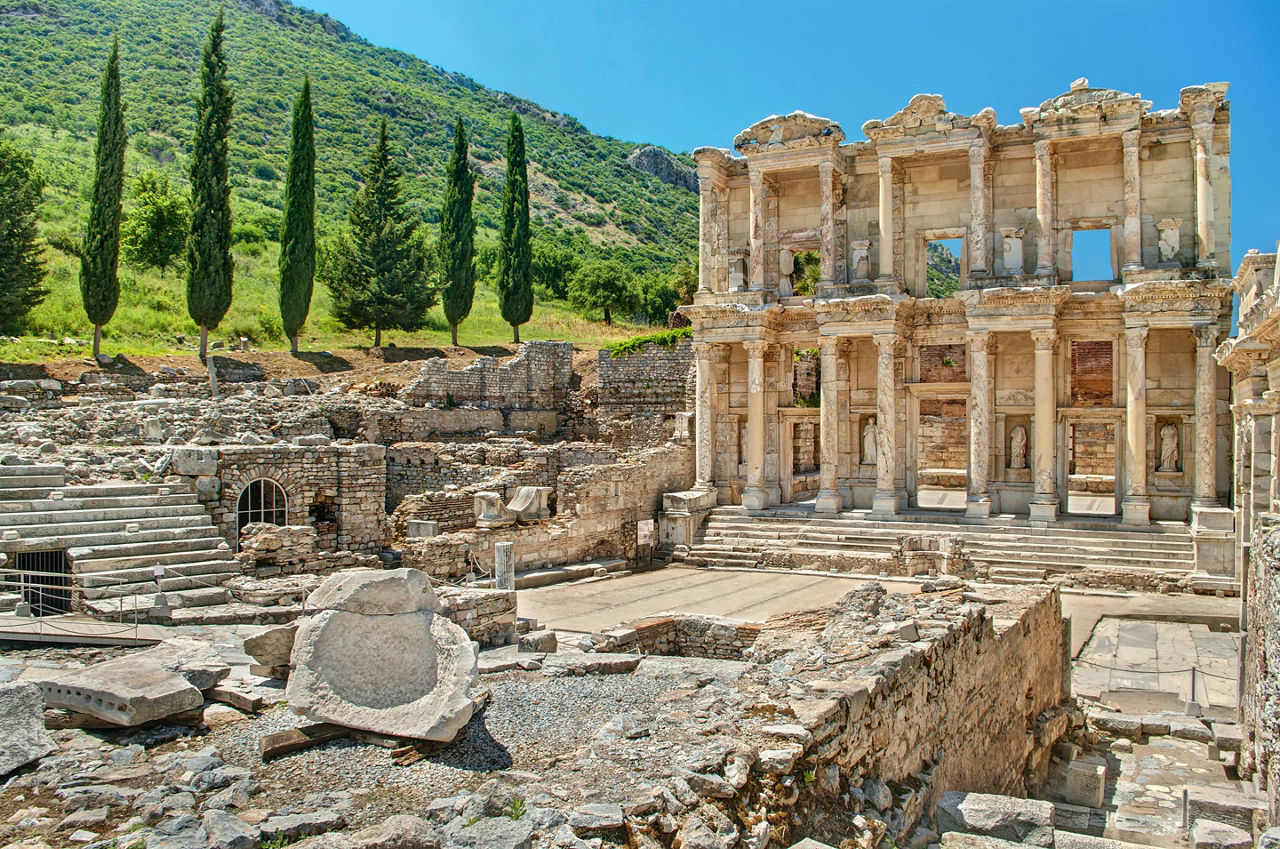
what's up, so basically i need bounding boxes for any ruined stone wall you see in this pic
[591,614,764,660]
[1070,422,1117,478]
[917,399,967,471]
[1242,515,1280,822]
[597,337,694,447]
[398,341,573,409]
[436,586,519,647]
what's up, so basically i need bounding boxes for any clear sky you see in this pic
[302,0,1277,263]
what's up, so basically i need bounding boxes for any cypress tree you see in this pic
[81,38,126,360]
[0,140,48,332]
[439,116,475,347]
[186,9,234,361]
[279,77,315,354]
[325,119,434,348]
[496,114,532,344]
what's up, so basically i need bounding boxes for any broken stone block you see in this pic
[202,809,260,849]
[406,519,439,539]
[31,639,229,726]
[171,446,218,476]
[1065,761,1106,808]
[518,630,557,653]
[0,681,57,776]
[935,792,1054,847]
[1187,786,1269,833]
[442,816,533,849]
[242,624,298,668]
[286,568,478,742]
[1191,819,1253,849]
[1090,712,1143,740]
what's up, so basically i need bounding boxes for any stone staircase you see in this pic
[680,505,1203,585]
[0,463,239,619]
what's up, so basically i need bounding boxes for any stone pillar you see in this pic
[495,542,515,590]
[1191,117,1217,268]
[697,176,717,292]
[1034,140,1055,277]
[749,169,766,290]
[741,340,772,509]
[1122,129,1143,271]
[1194,325,1219,504]
[818,161,836,287]
[1123,325,1151,525]
[693,342,716,491]
[876,156,895,284]
[967,330,993,517]
[872,334,899,516]
[816,336,842,514]
[1030,328,1059,521]
[968,141,989,276]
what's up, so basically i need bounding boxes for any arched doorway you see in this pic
[236,479,288,537]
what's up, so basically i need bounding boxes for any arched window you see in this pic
[237,479,288,536]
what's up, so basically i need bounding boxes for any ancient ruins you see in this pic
[0,79,1275,849]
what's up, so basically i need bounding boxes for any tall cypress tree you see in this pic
[496,114,532,344]
[439,116,475,347]
[279,77,315,354]
[81,38,126,360]
[186,10,234,361]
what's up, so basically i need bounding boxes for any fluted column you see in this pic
[1122,129,1143,271]
[967,330,993,517]
[872,334,899,516]
[876,156,895,284]
[1194,325,1219,504]
[968,141,990,276]
[815,336,842,513]
[693,342,716,490]
[818,161,836,288]
[1034,140,1055,277]
[748,169,766,290]
[1123,325,1151,525]
[1030,328,1058,521]
[741,340,770,509]
[1191,117,1217,269]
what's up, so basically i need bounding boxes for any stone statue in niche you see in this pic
[1159,423,1180,472]
[1156,219,1182,265]
[778,248,795,297]
[1009,426,1028,469]
[862,420,877,466]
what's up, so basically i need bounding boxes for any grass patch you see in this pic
[603,326,691,358]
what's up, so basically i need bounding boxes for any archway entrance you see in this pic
[236,479,288,538]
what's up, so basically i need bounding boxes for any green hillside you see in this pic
[0,0,697,352]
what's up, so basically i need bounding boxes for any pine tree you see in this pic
[279,77,315,354]
[0,140,48,332]
[80,38,127,360]
[324,119,434,348]
[186,9,234,361]
[439,116,475,347]
[496,114,532,344]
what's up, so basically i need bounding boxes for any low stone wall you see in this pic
[399,341,573,410]
[436,586,519,647]
[1242,514,1280,822]
[589,614,764,660]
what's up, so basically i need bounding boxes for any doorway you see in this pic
[914,397,968,511]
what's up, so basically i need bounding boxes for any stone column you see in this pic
[876,156,895,284]
[1122,325,1151,525]
[1034,140,1055,277]
[693,341,716,491]
[872,334,899,516]
[967,330,993,517]
[968,141,990,276]
[749,169,766,290]
[818,161,836,287]
[1122,129,1143,271]
[697,176,717,292]
[1194,325,1219,504]
[816,336,842,513]
[1030,328,1058,521]
[741,340,771,509]
[1191,117,1217,268]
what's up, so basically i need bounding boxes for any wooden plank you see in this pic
[350,730,411,749]
[259,723,349,759]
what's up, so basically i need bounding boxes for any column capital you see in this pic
[691,340,716,359]
[968,140,988,164]
[1125,325,1149,349]
[1030,328,1057,350]
[1193,324,1219,349]
[874,333,901,357]
[742,339,770,359]
[1034,138,1052,158]
[818,336,840,357]
[966,329,993,354]
[1121,128,1141,149]
[818,160,834,178]
[877,155,894,175]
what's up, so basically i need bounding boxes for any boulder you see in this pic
[441,816,532,849]
[936,792,1055,847]
[346,814,440,848]
[202,809,260,849]
[243,624,298,667]
[1191,819,1253,849]
[287,569,478,742]
[0,681,57,776]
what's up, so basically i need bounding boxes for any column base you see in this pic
[1191,502,1234,533]
[814,489,842,515]
[871,491,899,517]
[741,485,780,510]
[1029,498,1058,523]
[965,497,992,519]
[694,481,717,493]
[1121,497,1150,526]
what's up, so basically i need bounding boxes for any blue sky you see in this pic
[303,0,1277,263]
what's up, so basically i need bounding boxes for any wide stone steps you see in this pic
[0,503,208,527]
[78,560,242,596]
[703,511,1196,541]
[0,492,201,514]
[72,545,235,574]
[0,465,67,490]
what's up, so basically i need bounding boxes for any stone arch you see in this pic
[235,477,289,538]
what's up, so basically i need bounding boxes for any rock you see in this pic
[59,807,109,829]
[287,569,478,742]
[441,816,533,849]
[0,681,57,776]
[1065,761,1106,808]
[243,624,298,667]
[30,639,229,726]
[1259,827,1280,849]
[345,814,440,848]
[758,746,802,775]
[626,145,697,192]
[936,791,1055,847]
[568,803,625,833]
[685,772,736,799]
[171,446,218,476]
[863,778,893,812]
[1171,719,1214,743]
[518,630,557,653]
[1191,819,1253,849]
[259,810,346,843]
[202,809,261,849]
[542,653,640,676]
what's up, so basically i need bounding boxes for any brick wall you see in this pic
[919,344,967,383]
[1070,340,1114,407]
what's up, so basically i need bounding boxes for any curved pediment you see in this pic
[1023,78,1151,123]
[862,94,996,139]
[733,111,845,154]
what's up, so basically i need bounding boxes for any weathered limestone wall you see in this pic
[597,337,694,446]
[1242,515,1280,822]
[436,586,520,647]
[589,614,764,660]
[399,341,573,409]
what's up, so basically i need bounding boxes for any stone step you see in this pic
[0,503,208,527]
[164,601,303,627]
[70,543,235,574]
[698,528,1194,558]
[0,591,19,611]
[0,475,66,491]
[0,492,202,514]
[0,512,212,539]
[702,516,1196,546]
[77,562,242,597]
[989,566,1048,579]
[3,525,226,556]
[0,464,67,478]
[77,559,241,588]
[83,586,229,616]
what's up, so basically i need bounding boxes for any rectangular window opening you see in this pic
[1071,228,1114,281]
[925,238,963,298]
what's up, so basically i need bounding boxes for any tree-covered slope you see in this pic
[0,0,697,268]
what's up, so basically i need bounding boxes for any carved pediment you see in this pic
[1022,78,1150,125]
[733,111,845,154]
[862,94,996,140]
